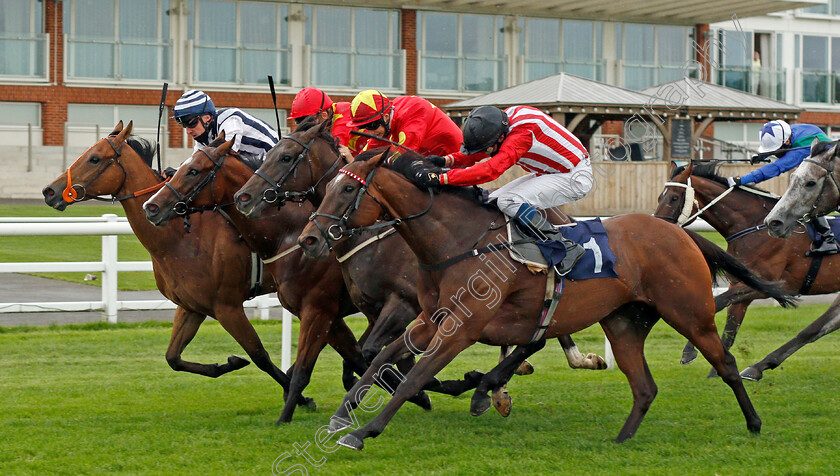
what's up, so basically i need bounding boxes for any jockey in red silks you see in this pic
[420,105,594,274]
[348,90,462,157]
[288,87,368,160]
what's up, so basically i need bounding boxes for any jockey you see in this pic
[422,105,594,274]
[173,89,278,162]
[727,120,838,255]
[288,87,367,160]
[348,90,462,156]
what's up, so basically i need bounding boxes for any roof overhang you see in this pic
[294,0,822,25]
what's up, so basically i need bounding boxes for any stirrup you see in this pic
[554,244,585,276]
[808,240,840,256]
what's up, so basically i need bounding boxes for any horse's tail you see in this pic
[684,229,798,308]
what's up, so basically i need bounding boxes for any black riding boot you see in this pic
[810,216,840,255]
[514,204,585,275]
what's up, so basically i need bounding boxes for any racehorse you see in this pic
[233,118,607,375]
[655,161,840,380]
[41,121,317,413]
[142,135,432,421]
[297,149,795,449]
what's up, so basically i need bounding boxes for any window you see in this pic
[240,108,289,136]
[801,0,840,16]
[801,35,830,103]
[621,24,691,90]
[419,12,505,93]
[0,102,40,127]
[519,19,604,82]
[305,6,402,90]
[189,0,290,85]
[67,104,161,146]
[0,0,46,80]
[64,0,171,82]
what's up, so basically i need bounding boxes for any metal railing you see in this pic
[0,33,48,80]
[715,66,786,101]
[800,70,840,104]
[65,36,172,82]
[522,57,606,82]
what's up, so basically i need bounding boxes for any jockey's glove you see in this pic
[426,155,448,167]
[726,176,741,187]
[163,167,177,178]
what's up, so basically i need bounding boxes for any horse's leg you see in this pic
[557,334,607,370]
[741,298,840,381]
[337,327,478,451]
[502,344,534,376]
[341,316,374,392]
[277,308,332,424]
[325,317,366,392]
[470,341,547,417]
[682,285,763,365]
[360,296,415,364]
[599,308,659,443]
[329,312,436,432]
[660,303,762,436]
[165,306,250,377]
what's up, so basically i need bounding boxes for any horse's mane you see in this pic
[290,116,342,156]
[810,139,838,158]
[671,162,776,199]
[125,136,155,169]
[354,147,485,205]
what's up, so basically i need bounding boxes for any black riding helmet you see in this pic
[461,106,509,155]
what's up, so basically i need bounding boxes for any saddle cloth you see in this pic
[805,216,840,244]
[507,217,619,280]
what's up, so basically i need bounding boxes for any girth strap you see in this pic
[248,251,263,299]
[799,255,824,295]
[530,273,564,342]
[725,224,768,242]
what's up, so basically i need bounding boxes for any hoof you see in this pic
[492,389,512,418]
[275,416,291,425]
[706,367,719,379]
[586,353,608,370]
[337,433,364,451]
[227,355,251,370]
[409,391,432,411]
[300,397,317,412]
[681,349,698,365]
[327,415,353,434]
[470,393,491,417]
[514,360,534,376]
[740,366,763,381]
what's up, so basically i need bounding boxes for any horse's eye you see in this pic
[670,195,679,202]
[281,155,292,163]
[188,169,199,176]
[343,185,355,193]
[805,180,817,188]
[89,156,100,164]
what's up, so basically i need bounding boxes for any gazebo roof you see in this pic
[640,79,802,114]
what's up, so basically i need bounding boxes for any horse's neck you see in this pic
[220,161,309,259]
[374,171,498,266]
[696,180,769,236]
[310,149,346,207]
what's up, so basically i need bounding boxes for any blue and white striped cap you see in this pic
[172,90,215,119]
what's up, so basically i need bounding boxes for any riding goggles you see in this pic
[176,115,201,128]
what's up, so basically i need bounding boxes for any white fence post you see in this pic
[282,308,293,372]
[256,294,271,321]
[101,214,119,323]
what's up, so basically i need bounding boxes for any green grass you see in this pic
[1,306,838,475]
[0,204,156,290]
[0,204,729,293]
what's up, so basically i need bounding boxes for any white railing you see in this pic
[0,214,293,369]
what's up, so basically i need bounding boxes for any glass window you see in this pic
[0,0,46,78]
[0,102,40,127]
[191,0,290,85]
[65,0,170,82]
[307,6,402,89]
[623,24,690,90]
[419,12,504,93]
[801,35,829,102]
[802,3,829,14]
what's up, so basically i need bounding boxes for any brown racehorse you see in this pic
[655,161,838,381]
[297,150,795,449]
[143,136,433,421]
[233,119,606,375]
[42,121,319,413]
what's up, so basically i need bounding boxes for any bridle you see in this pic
[251,134,342,206]
[800,151,840,220]
[163,148,228,217]
[308,167,434,246]
[654,177,700,226]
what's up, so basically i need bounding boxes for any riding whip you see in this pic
[268,75,282,137]
[350,130,420,156]
[155,82,168,173]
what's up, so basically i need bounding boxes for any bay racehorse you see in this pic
[296,149,795,449]
[143,135,433,421]
[655,161,840,380]
[233,118,606,378]
[41,122,317,413]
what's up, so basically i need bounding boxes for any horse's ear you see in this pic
[114,121,133,145]
[218,130,226,141]
[669,160,678,175]
[685,160,694,175]
[318,115,333,134]
[109,121,124,137]
[217,137,235,156]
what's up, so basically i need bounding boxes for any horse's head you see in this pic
[766,140,840,238]
[654,161,698,225]
[298,150,389,259]
[144,134,235,226]
[235,118,339,218]
[43,121,134,211]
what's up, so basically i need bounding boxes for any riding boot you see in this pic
[810,216,840,255]
[513,204,585,275]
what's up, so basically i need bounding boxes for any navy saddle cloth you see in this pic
[515,218,619,280]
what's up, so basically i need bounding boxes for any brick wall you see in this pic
[401,9,417,96]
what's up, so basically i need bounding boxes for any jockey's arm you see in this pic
[389,102,436,152]
[441,132,532,186]
[740,147,810,185]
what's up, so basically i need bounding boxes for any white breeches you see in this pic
[489,158,594,216]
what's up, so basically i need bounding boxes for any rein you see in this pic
[309,167,434,245]
[62,136,169,204]
[253,135,343,206]
[801,155,840,218]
